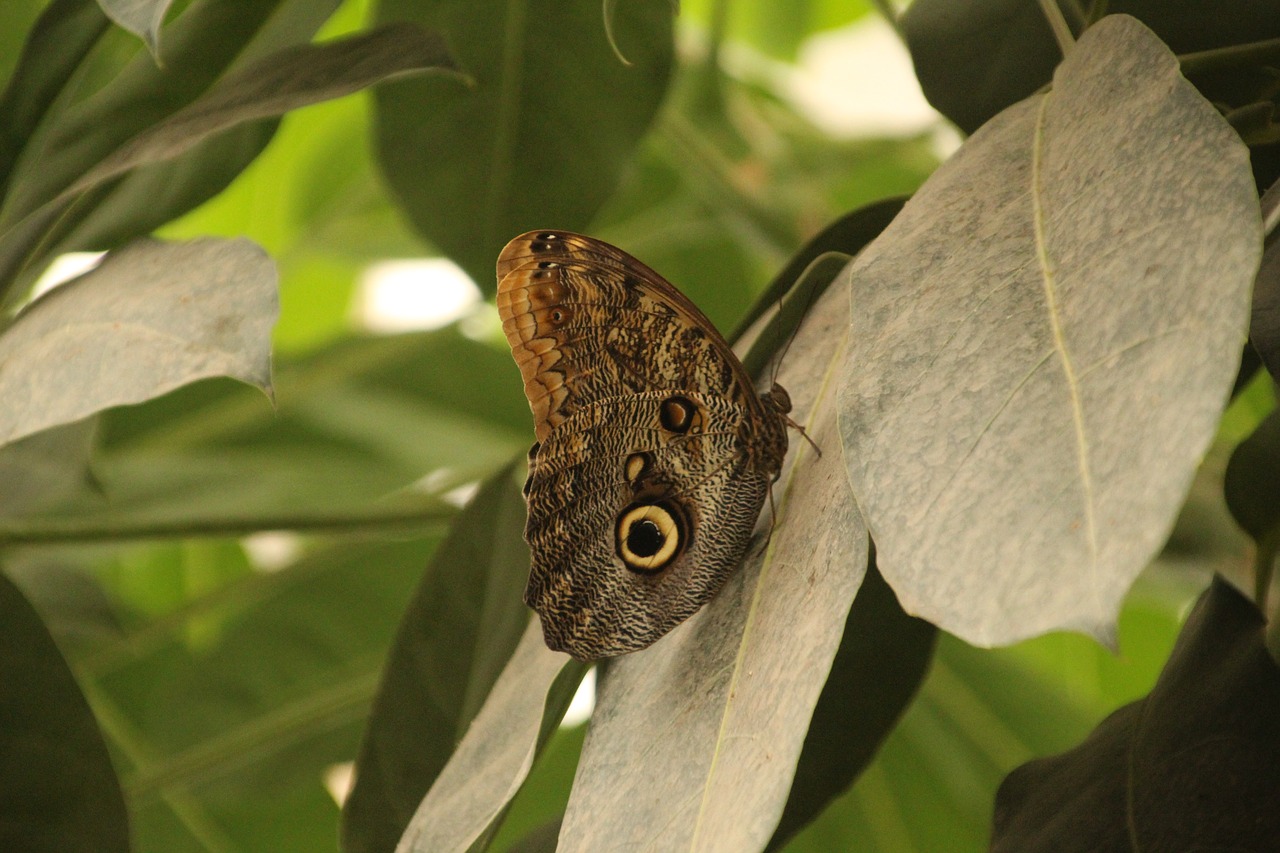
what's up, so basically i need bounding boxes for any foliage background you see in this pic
[0,1,1271,851]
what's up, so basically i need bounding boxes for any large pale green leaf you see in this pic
[373,0,674,291]
[838,15,1259,646]
[342,466,536,853]
[766,560,937,851]
[0,238,277,449]
[0,571,129,853]
[558,263,867,851]
[394,621,586,853]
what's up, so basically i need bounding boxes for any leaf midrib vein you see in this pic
[1031,96,1099,572]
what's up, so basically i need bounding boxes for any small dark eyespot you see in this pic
[659,395,697,434]
[536,232,559,241]
[531,241,551,252]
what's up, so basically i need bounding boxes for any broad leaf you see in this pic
[373,0,674,291]
[838,15,1259,646]
[394,621,586,853]
[343,466,536,853]
[0,238,277,448]
[991,576,1280,851]
[0,571,129,853]
[559,263,868,851]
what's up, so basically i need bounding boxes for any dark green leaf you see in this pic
[766,558,937,851]
[0,0,109,195]
[0,420,98,518]
[904,0,1280,135]
[0,571,129,853]
[1249,177,1280,381]
[730,196,906,343]
[991,576,1280,851]
[1224,410,1280,542]
[342,465,541,853]
[373,0,674,291]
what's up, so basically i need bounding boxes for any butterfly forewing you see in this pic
[496,230,789,659]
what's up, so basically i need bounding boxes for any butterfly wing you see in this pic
[496,230,788,659]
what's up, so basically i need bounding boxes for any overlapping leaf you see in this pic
[839,15,1260,646]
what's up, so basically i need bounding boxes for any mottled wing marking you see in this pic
[496,230,790,660]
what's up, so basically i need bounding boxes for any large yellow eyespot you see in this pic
[615,502,684,573]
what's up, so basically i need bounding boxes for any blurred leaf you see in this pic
[0,419,97,517]
[395,622,586,853]
[0,238,277,448]
[488,722,585,852]
[766,559,937,851]
[992,576,1280,851]
[0,0,109,194]
[679,0,873,61]
[839,16,1259,646]
[903,0,1280,135]
[0,21,460,304]
[0,571,129,853]
[373,0,674,291]
[560,267,866,850]
[342,465,535,853]
[97,0,172,58]
[96,533,443,850]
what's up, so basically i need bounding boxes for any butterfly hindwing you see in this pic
[497,231,789,659]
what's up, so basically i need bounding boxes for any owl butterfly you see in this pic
[497,231,791,660]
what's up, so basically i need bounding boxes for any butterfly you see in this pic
[496,231,791,660]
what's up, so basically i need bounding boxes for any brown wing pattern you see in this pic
[496,230,789,660]
[496,230,759,442]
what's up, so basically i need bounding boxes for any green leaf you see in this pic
[991,576,1280,850]
[903,0,1280,135]
[0,20,461,304]
[97,0,173,58]
[0,571,129,853]
[0,419,97,518]
[1249,177,1280,381]
[0,0,109,196]
[559,259,867,850]
[342,465,537,853]
[838,15,1260,646]
[1224,409,1280,542]
[0,238,277,449]
[766,559,937,851]
[373,0,674,291]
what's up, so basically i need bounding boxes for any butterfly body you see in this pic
[497,231,789,660]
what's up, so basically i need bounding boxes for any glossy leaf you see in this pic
[839,15,1259,646]
[0,238,277,448]
[992,576,1280,851]
[343,466,537,853]
[0,571,129,853]
[559,262,867,851]
[373,0,674,291]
